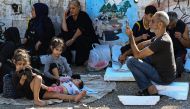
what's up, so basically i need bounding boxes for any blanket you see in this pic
[0,75,116,106]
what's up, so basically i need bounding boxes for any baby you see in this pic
[47,76,84,95]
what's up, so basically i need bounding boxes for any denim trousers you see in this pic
[126,56,165,90]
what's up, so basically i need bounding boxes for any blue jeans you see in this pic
[126,56,166,90]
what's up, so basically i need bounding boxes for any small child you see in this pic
[11,48,86,106]
[47,76,84,95]
[43,37,73,86]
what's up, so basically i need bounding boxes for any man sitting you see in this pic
[126,11,176,95]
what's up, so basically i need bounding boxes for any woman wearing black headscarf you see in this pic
[0,27,21,68]
[0,27,21,93]
[23,3,55,56]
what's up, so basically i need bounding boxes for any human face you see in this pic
[15,61,27,72]
[149,15,160,33]
[72,79,82,87]
[52,46,63,58]
[31,7,36,18]
[69,4,80,16]
[145,14,153,22]
[167,20,176,29]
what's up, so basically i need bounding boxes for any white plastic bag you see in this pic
[88,44,111,70]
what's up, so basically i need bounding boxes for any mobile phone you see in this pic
[126,21,130,27]
[66,10,70,16]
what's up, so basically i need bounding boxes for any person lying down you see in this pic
[45,76,84,95]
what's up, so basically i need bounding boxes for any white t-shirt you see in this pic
[60,81,80,95]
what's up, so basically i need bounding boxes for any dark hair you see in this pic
[71,74,81,79]
[3,27,21,47]
[145,5,157,15]
[19,66,33,82]
[49,37,65,54]
[167,11,178,22]
[78,80,84,89]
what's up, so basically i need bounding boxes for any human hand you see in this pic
[66,39,74,46]
[175,32,182,39]
[35,41,41,51]
[75,91,79,94]
[63,10,67,18]
[22,38,27,44]
[63,9,70,18]
[118,54,126,64]
[59,76,71,83]
[142,34,150,40]
[126,26,133,38]
[56,79,60,85]
[19,74,27,85]
[21,74,27,81]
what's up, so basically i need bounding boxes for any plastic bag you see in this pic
[88,44,111,71]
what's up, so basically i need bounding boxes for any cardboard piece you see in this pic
[104,67,135,81]
[118,95,160,105]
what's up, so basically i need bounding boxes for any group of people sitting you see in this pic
[0,0,100,106]
[119,5,190,95]
[0,0,190,107]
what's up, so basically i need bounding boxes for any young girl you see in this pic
[43,37,73,86]
[12,49,86,106]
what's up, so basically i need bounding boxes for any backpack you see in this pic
[3,73,17,98]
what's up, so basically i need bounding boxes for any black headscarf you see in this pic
[28,3,49,37]
[3,27,21,47]
[33,3,49,19]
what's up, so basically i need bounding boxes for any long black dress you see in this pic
[60,11,99,66]
[24,3,55,56]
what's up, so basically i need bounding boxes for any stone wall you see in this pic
[137,0,190,35]
[0,0,85,38]
[0,0,190,39]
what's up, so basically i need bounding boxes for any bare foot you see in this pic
[41,84,48,90]
[34,100,47,106]
[74,90,86,102]
[148,85,158,94]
